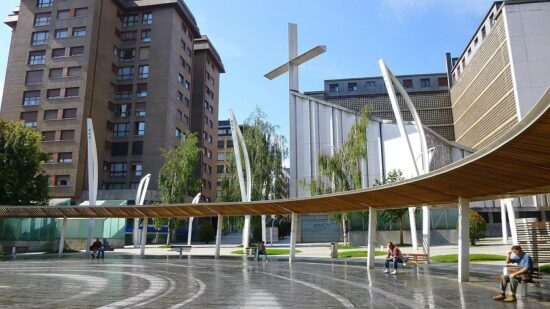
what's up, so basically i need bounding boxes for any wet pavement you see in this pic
[0,256,548,308]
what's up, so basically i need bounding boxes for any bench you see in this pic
[2,246,29,255]
[168,245,192,257]
[403,253,429,266]
[503,218,550,298]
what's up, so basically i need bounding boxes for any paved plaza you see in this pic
[0,255,548,308]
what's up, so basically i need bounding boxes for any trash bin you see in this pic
[330,242,338,258]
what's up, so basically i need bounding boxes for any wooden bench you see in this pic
[504,218,550,298]
[168,245,192,257]
[403,253,429,266]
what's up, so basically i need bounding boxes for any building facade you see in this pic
[0,0,223,202]
[305,73,455,141]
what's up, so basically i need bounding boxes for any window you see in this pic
[58,152,72,163]
[28,50,46,65]
[43,109,58,120]
[438,77,448,87]
[142,12,152,24]
[23,91,41,106]
[67,66,81,77]
[217,152,225,160]
[117,66,134,80]
[65,87,79,97]
[329,83,339,93]
[132,141,143,155]
[31,31,48,45]
[115,84,132,99]
[175,128,183,139]
[57,10,71,19]
[25,70,43,85]
[55,175,70,186]
[474,37,478,46]
[45,153,54,164]
[366,80,376,87]
[109,163,127,177]
[114,104,130,118]
[467,47,471,56]
[347,82,357,92]
[139,47,149,60]
[216,165,224,173]
[177,91,183,102]
[60,130,74,141]
[138,65,149,78]
[184,114,189,125]
[70,46,84,56]
[113,123,130,137]
[34,13,51,26]
[55,28,68,39]
[227,140,234,148]
[136,83,147,97]
[119,48,135,61]
[208,134,213,144]
[72,27,86,37]
[111,142,128,156]
[20,111,38,127]
[132,162,143,176]
[47,88,61,99]
[121,31,137,42]
[52,48,66,58]
[141,30,151,42]
[420,78,431,88]
[75,8,88,18]
[62,108,77,119]
[49,68,63,78]
[122,14,139,27]
[37,0,53,8]
[185,97,190,107]
[184,81,190,90]
[178,74,184,84]
[135,102,146,117]
[42,131,55,141]
[481,26,486,40]
[402,79,413,88]
[134,122,145,136]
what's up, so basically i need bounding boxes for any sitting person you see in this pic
[255,241,268,262]
[90,238,102,258]
[98,238,110,258]
[493,245,534,303]
[384,242,404,275]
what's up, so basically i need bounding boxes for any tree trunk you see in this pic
[166,226,171,244]
[399,215,404,245]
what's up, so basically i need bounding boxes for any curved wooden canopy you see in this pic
[2,89,550,219]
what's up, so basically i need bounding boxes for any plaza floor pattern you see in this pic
[0,256,548,308]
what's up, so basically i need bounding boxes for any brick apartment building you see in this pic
[0,0,224,202]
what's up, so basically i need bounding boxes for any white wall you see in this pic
[504,1,550,119]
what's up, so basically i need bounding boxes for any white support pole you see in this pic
[408,208,418,250]
[503,198,518,245]
[261,215,267,243]
[187,217,194,246]
[500,200,508,244]
[215,214,223,258]
[422,205,430,260]
[58,217,68,257]
[85,119,98,256]
[367,207,377,269]
[289,213,298,263]
[458,197,470,282]
[140,216,148,257]
[133,174,151,248]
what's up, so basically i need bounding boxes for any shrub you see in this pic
[457,210,487,245]
[198,221,215,244]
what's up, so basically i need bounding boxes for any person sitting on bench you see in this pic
[493,245,534,303]
[255,241,268,262]
[384,242,404,275]
[90,238,102,258]
[98,238,110,258]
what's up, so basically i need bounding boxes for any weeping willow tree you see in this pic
[302,107,370,246]
[219,107,288,232]
[157,133,202,244]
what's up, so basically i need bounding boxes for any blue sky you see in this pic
[0,0,494,147]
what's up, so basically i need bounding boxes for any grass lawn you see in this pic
[159,244,172,249]
[337,245,360,249]
[337,250,387,258]
[541,264,550,274]
[230,248,301,255]
[431,254,506,262]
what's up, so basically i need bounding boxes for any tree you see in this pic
[158,133,202,244]
[198,221,215,244]
[0,120,48,205]
[375,169,409,245]
[219,107,288,232]
[302,107,370,246]
[467,210,487,245]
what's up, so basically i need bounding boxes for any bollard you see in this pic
[12,246,16,255]
[330,242,338,258]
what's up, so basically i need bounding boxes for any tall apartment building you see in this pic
[305,73,455,141]
[448,0,550,149]
[0,0,223,202]
[216,119,235,199]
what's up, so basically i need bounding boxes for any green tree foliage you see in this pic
[0,120,48,205]
[157,133,202,244]
[198,220,215,244]
[467,210,487,245]
[375,169,409,245]
[302,107,370,245]
[219,107,288,232]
